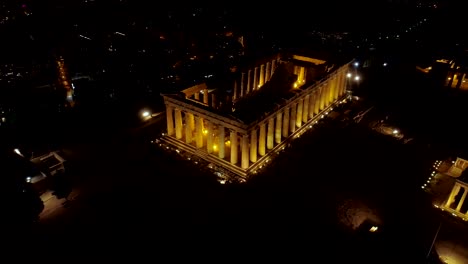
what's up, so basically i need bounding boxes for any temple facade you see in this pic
[161,52,351,179]
[443,180,468,221]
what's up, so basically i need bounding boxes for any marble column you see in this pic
[265,62,271,82]
[271,59,276,77]
[241,134,249,169]
[166,105,174,136]
[194,92,200,100]
[319,85,326,110]
[340,68,347,97]
[240,72,245,97]
[207,121,213,153]
[456,187,467,212]
[303,95,310,122]
[282,107,290,137]
[309,92,315,118]
[446,184,461,208]
[267,117,274,149]
[203,89,209,104]
[250,129,257,163]
[259,123,266,156]
[296,98,303,128]
[275,112,282,144]
[335,71,342,100]
[331,77,336,103]
[174,108,183,139]
[230,131,238,165]
[314,89,321,114]
[187,112,195,132]
[290,103,297,133]
[185,114,192,144]
[218,126,225,159]
[247,69,252,94]
[253,67,258,91]
[259,64,265,87]
[195,116,204,148]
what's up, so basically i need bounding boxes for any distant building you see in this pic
[161,51,351,179]
[443,178,468,221]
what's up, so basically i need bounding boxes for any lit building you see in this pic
[161,52,352,179]
[443,179,468,221]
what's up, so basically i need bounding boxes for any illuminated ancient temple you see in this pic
[161,52,352,179]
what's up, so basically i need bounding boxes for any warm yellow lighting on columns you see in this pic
[240,72,245,97]
[207,121,213,153]
[341,67,348,96]
[326,82,332,106]
[275,112,282,144]
[247,69,251,94]
[265,62,271,82]
[195,92,200,100]
[259,123,266,156]
[456,187,467,212]
[328,77,336,104]
[241,134,249,169]
[290,103,297,133]
[218,126,225,159]
[185,115,192,144]
[267,117,274,150]
[282,107,290,137]
[335,71,342,100]
[233,80,238,100]
[446,183,461,208]
[250,129,257,163]
[309,92,315,118]
[259,64,265,87]
[230,131,238,165]
[319,85,326,110]
[187,112,195,132]
[314,89,321,114]
[166,105,174,136]
[296,98,303,128]
[303,95,310,122]
[174,109,183,139]
[299,66,305,84]
[271,59,276,77]
[203,89,209,104]
[196,116,204,148]
[253,67,258,91]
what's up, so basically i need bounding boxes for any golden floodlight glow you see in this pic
[213,144,218,151]
[203,129,208,135]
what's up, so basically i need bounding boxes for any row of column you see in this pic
[233,57,281,100]
[445,182,468,215]
[165,66,348,170]
[447,72,467,89]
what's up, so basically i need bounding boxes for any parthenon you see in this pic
[443,180,468,220]
[161,52,351,178]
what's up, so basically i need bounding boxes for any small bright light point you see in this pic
[354,62,359,67]
[14,148,23,157]
[383,62,387,67]
[392,129,399,134]
[142,111,150,117]
[354,76,360,81]
[369,226,378,232]
[26,177,31,183]
[346,73,352,78]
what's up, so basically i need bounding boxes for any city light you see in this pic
[142,111,150,117]
[354,76,360,81]
[353,62,359,67]
[346,73,352,78]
